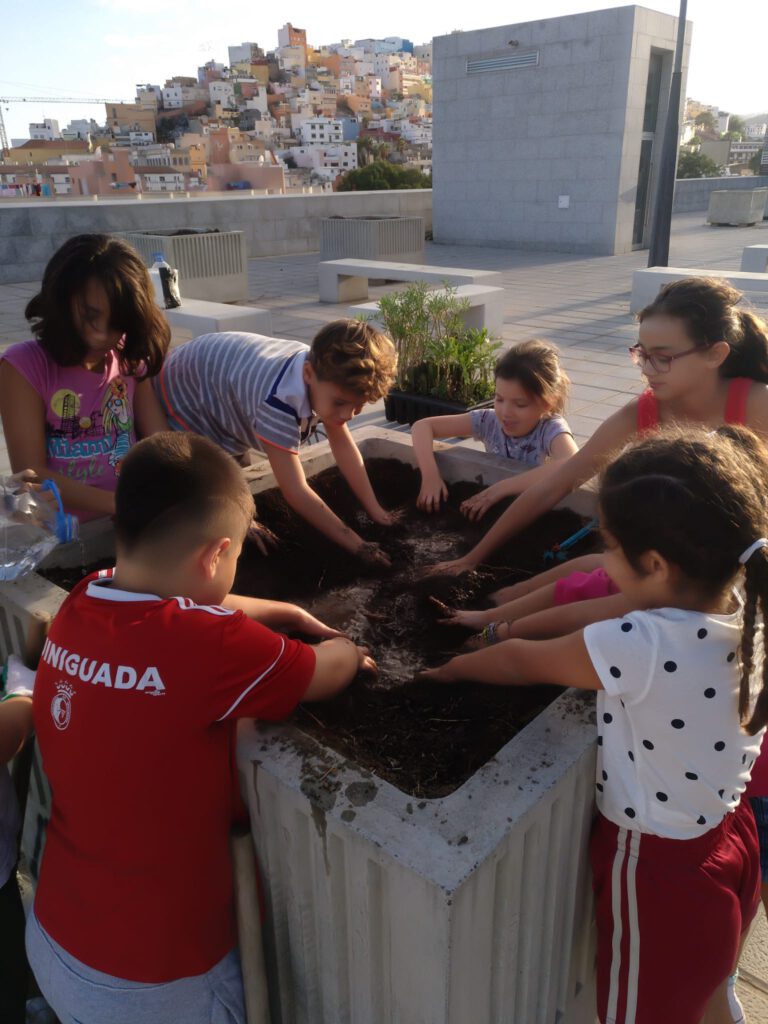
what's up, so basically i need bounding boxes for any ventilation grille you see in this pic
[467,50,539,75]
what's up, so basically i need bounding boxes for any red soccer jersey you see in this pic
[32,570,315,982]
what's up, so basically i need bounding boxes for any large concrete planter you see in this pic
[707,188,768,227]
[122,229,249,302]
[237,428,599,1024]
[320,216,425,263]
[4,430,598,1022]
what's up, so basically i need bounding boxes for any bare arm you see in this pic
[420,630,603,690]
[500,592,635,641]
[0,697,34,764]
[133,378,170,438]
[411,414,473,512]
[427,402,638,575]
[222,593,342,638]
[264,442,378,559]
[0,362,115,516]
[325,421,390,524]
[303,637,376,700]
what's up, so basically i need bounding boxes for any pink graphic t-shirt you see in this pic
[1,341,139,519]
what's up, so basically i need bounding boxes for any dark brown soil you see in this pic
[41,459,600,798]
[236,458,599,798]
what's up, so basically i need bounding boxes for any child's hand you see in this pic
[428,597,490,630]
[368,507,403,527]
[421,556,477,578]
[356,645,378,675]
[416,662,459,684]
[356,541,392,568]
[460,484,501,522]
[417,475,448,513]
[247,519,279,556]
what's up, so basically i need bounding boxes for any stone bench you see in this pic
[741,245,768,274]
[164,298,272,336]
[630,267,768,314]
[319,257,500,303]
[349,283,506,336]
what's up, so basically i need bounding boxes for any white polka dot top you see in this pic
[584,606,764,839]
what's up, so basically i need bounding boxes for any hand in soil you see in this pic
[415,663,458,684]
[422,557,476,578]
[460,486,498,522]
[428,597,491,631]
[417,477,448,513]
[295,609,348,640]
[356,645,378,676]
[356,541,392,569]
[247,519,279,556]
[368,507,404,527]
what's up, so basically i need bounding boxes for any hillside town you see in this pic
[0,24,433,197]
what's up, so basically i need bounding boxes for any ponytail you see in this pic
[721,310,768,383]
[739,547,768,734]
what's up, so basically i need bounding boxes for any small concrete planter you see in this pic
[707,189,768,227]
[122,230,249,302]
[320,216,425,263]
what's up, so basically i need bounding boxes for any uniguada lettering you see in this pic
[41,639,165,694]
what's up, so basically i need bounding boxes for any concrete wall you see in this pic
[432,6,689,255]
[672,175,768,213]
[0,190,432,284]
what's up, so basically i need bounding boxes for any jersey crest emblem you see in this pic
[51,682,74,731]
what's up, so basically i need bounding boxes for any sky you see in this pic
[1,0,766,143]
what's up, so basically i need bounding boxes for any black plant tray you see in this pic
[384,390,494,427]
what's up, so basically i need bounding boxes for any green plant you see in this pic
[363,283,500,405]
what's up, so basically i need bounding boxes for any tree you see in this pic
[336,160,431,191]
[356,135,374,166]
[729,115,746,135]
[694,111,718,136]
[677,150,722,179]
[749,151,765,175]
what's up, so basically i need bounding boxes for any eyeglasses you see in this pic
[628,343,705,374]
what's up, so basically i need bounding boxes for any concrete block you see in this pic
[741,246,768,273]
[708,190,768,227]
[631,267,768,313]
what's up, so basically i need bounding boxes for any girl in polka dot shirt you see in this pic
[421,426,768,1024]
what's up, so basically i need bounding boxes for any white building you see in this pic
[209,81,236,109]
[228,43,261,66]
[300,117,343,145]
[162,85,183,109]
[128,131,154,146]
[284,142,358,179]
[746,124,767,140]
[29,119,60,140]
[62,118,101,141]
[717,111,731,134]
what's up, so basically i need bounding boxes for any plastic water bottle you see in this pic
[149,251,170,307]
[0,478,78,582]
[149,251,181,309]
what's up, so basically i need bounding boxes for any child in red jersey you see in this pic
[26,431,375,1024]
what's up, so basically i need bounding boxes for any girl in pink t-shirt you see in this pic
[0,235,170,520]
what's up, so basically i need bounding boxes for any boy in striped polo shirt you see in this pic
[155,320,397,565]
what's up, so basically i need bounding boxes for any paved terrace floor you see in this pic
[2,209,768,1017]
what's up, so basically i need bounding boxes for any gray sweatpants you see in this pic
[26,910,246,1024]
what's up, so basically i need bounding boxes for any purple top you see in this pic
[469,409,572,466]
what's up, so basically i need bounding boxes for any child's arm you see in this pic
[425,403,637,576]
[0,363,115,516]
[0,697,33,764]
[419,631,602,690]
[134,379,170,438]
[490,592,635,641]
[491,553,605,605]
[222,594,342,638]
[264,443,390,565]
[411,414,474,512]
[324,421,394,525]
[303,637,376,700]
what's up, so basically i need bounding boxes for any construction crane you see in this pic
[0,96,123,154]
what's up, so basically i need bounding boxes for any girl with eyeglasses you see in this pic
[426,276,768,579]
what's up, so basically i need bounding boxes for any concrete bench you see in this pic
[741,245,768,274]
[349,284,506,336]
[319,257,500,303]
[630,267,768,313]
[164,298,272,336]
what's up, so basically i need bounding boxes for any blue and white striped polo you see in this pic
[155,333,316,455]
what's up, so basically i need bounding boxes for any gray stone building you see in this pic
[432,6,691,255]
